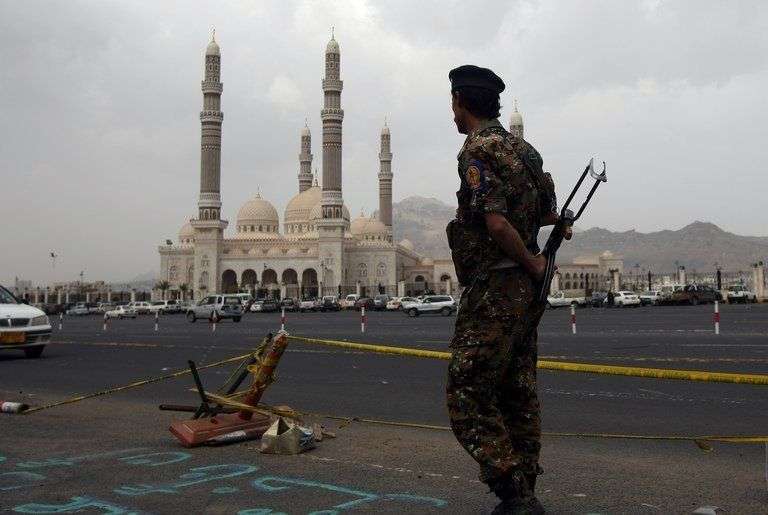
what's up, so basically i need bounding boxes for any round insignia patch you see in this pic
[466,166,481,188]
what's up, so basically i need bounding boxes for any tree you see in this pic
[155,280,170,300]
[179,283,188,301]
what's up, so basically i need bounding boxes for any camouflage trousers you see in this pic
[447,269,545,485]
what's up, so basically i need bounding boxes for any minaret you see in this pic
[198,31,224,220]
[509,99,524,139]
[298,121,313,192]
[191,31,228,299]
[378,120,393,228]
[317,29,346,294]
[320,30,344,218]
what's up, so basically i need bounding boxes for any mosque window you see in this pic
[377,263,386,277]
[358,263,368,278]
[564,282,571,289]
[259,225,263,232]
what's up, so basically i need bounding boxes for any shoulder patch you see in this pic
[466,159,487,190]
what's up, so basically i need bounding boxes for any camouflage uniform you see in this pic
[446,119,554,491]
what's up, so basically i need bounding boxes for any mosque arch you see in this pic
[440,274,451,282]
[414,275,425,282]
[282,268,298,285]
[221,270,238,293]
[242,269,258,290]
[358,263,368,278]
[262,269,278,286]
[564,281,571,289]
[301,268,318,298]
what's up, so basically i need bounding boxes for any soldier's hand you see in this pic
[529,254,547,282]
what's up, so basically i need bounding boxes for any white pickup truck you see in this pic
[727,285,757,304]
[546,291,588,308]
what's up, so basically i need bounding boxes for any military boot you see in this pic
[489,472,545,515]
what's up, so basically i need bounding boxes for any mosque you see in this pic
[158,33,501,301]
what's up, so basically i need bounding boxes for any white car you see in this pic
[611,291,641,307]
[128,301,152,314]
[402,295,456,317]
[0,284,52,358]
[386,296,416,310]
[639,291,662,306]
[546,291,588,308]
[299,299,319,312]
[340,294,359,310]
[727,285,757,304]
[105,305,137,319]
[148,300,182,314]
[66,303,90,316]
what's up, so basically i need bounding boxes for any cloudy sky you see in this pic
[1,0,766,284]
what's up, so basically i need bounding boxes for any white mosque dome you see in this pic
[351,215,389,237]
[235,193,280,239]
[206,38,220,56]
[179,222,195,245]
[285,186,322,226]
[399,239,414,251]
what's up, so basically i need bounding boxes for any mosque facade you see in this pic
[158,34,457,301]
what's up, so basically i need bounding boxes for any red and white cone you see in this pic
[281,307,286,332]
[103,313,108,332]
[714,301,720,335]
[58,313,63,331]
[570,304,577,335]
[154,311,159,332]
[1,401,29,414]
[361,306,367,333]
[211,312,218,332]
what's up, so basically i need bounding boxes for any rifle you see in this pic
[538,158,607,303]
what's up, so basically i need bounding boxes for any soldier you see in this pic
[445,65,571,514]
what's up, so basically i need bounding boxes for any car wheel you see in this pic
[187,312,196,323]
[545,302,552,309]
[233,316,241,323]
[440,307,452,316]
[24,346,45,359]
[408,308,419,317]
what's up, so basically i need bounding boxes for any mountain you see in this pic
[388,197,768,272]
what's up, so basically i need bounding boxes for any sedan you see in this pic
[354,297,375,311]
[251,300,279,313]
[105,305,137,319]
[611,291,641,307]
[0,284,52,358]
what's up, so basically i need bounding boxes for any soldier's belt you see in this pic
[488,259,520,270]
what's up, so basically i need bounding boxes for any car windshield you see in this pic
[0,285,19,304]
[152,302,164,306]
[224,297,241,305]
[731,286,744,292]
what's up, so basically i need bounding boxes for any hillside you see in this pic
[387,197,768,272]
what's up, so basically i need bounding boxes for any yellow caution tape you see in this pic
[288,336,768,386]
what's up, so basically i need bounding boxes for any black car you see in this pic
[373,294,390,311]
[590,291,607,307]
[321,296,341,312]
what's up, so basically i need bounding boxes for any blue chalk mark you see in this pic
[16,448,149,469]
[115,464,259,497]
[0,455,6,464]
[253,476,378,511]
[120,452,191,467]
[212,486,239,494]
[13,496,142,514]
[0,471,46,491]
[384,493,448,507]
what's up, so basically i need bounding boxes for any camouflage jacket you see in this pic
[448,119,556,285]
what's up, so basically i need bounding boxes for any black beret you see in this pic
[449,65,505,94]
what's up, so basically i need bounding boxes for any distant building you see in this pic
[553,251,624,294]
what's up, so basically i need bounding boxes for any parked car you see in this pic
[657,284,685,305]
[320,296,341,312]
[97,302,116,313]
[299,298,319,312]
[403,295,456,317]
[251,299,279,313]
[128,301,152,315]
[66,303,91,316]
[639,291,662,306]
[354,297,375,311]
[0,284,52,358]
[105,305,137,319]
[373,294,390,311]
[609,291,641,307]
[546,291,588,308]
[149,300,182,314]
[386,296,416,311]
[340,294,359,310]
[186,294,244,322]
[590,291,608,307]
[671,284,719,306]
[280,298,298,312]
[727,285,757,304]
[230,293,254,309]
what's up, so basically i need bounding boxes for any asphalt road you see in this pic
[2,304,767,513]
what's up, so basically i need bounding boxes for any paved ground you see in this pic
[2,304,767,513]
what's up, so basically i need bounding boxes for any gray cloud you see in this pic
[1,0,766,284]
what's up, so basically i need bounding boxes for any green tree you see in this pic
[155,280,170,300]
